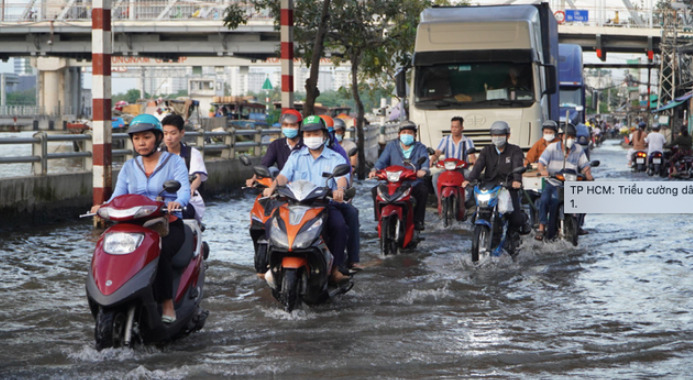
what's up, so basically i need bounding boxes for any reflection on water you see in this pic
[0,140,692,378]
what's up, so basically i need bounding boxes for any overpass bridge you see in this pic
[0,0,686,126]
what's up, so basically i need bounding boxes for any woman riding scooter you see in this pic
[90,113,190,323]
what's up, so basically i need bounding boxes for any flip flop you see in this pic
[161,314,176,324]
[534,230,544,241]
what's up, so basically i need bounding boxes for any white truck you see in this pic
[396,3,559,150]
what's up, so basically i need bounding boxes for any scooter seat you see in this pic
[171,224,195,269]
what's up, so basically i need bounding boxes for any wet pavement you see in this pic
[1,139,692,379]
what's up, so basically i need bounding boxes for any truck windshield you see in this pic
[414,62,534,109]
[559,88,582,107]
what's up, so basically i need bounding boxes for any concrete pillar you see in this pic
[239,66,249,96]
[0,73,6,107]
[36,57,69,116]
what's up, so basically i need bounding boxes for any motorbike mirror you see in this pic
[426,147,435,155]
[347,147,358,157]
[332,164,351,178]
[188,174,198,183]
[253,165,271,178]
[239,154,252,166]
[590,160,600,167]
[416,156,427,167]
[344,186,357,200]
[163,180,181,194]
[466,147,476,155]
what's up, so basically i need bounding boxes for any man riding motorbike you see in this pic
[263,115,351,284]
[430,116,476,199]
[246,109,303,186]
[667,126,693,176]
[369,120,430,232]
[462,121,529,245]
[524,120,560,166]
[535,122,593,241]
[627,122,648,167]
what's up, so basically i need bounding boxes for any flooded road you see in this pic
[1,140,692,379]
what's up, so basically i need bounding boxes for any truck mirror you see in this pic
[544,65,557,95]
[395,67,408,98]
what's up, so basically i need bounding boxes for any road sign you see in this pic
[565,9,589,22]
[262,77,273,90]
[554,10,565,24]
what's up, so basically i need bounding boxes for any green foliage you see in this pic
[222,3,248,29]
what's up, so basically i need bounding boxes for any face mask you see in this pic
[282,128,298,139]
[565,138,575,149]
[400,134,415,146]
[304,136,325,150]
[335,134,344,142]
[543,133,555,142]
[491,136,507,147]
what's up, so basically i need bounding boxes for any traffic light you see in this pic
[647,36,654,62]
[596,34,606,61]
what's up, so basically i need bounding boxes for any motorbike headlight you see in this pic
[103,232,144,255]
[269,218,290,249]
[386,170,402,183]
[293,218,323,250]
[564,173,578,182]
[444,161,457,171]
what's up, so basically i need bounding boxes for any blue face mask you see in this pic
[335,134,344,142]
[282,128,298,139]
[400,134,415,146]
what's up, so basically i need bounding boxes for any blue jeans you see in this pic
[539,182,559,226]
[333,201,360,264]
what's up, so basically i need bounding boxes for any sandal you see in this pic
[534,230,544,241]
[161,314,176,324]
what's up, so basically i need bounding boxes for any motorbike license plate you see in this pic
[636,158,645,164]
[653,158,662,164]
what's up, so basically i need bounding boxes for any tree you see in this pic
[224,0,332,117]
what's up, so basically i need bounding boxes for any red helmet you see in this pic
[280,109,303,124]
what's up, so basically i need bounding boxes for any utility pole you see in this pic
[658,3,677,136]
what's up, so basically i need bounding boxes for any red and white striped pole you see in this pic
[92,0,112,208]
[280,0,294,111]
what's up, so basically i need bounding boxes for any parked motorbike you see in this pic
[240,155,279,274]
[469,166,526,263]
[667,146,693,179]
[374,157,427,256]
[545,161,599,246]
[435,157,468,227]
[647,151,665,177]
[262,164,354,312]
[631,151,648,172]
[84,181,209,350]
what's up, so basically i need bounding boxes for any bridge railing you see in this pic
[0,106,42,117]
[0,123,395,176]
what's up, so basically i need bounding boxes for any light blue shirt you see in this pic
[538,141,589,186]
[280,146,348,190]
[110,152,191,217]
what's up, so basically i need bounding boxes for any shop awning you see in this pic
[652,98,686,112]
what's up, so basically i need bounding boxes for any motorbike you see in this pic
[647,151,666,177]
[240,155,279,274]
[435,157,468,227]
[469,166,527,263]
[545,161,600,246]
[84,181,209,350]
[667,146,693,179]
[631,150,648,172]
[374,157,427,256]
[261,164,354,312]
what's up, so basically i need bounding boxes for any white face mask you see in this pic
[492,136,507,147]
[565,138,575,149]
[543,133,555,142]
[304,136,325,150]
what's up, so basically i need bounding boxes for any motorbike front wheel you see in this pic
[442,196,454,227]
[380,215,399,256]
[471,224,492,263]
[280,268,301,312]
[95,307,128,351]
[563,213,579,246]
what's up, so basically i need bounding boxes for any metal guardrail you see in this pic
[0,123,393,176]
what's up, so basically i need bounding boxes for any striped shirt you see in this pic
[436,134,474,161]
[538,141,589,186]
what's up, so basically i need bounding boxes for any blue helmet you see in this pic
[127,114,163,136]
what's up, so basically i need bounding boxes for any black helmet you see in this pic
[542,120,558,133]
[333,117,347,132]
[301,115,327,132]
[398,120,417,132]
[489,121,510,135]
[638,121,647,129]
[564,123,577,137]
[652,123,661,130]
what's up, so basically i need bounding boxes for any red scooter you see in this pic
[374,157,426,255]
[435,157,468,227]
[84,181,209,350]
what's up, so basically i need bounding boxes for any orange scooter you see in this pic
[260,164,353,312]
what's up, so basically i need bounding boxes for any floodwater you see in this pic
[1,140,692,379]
